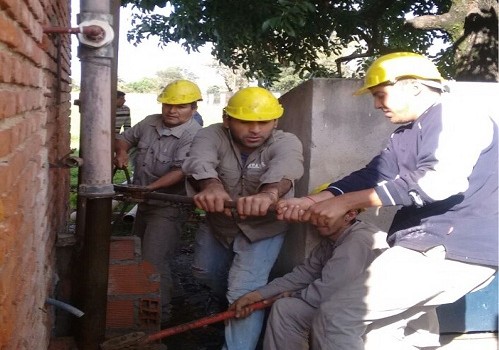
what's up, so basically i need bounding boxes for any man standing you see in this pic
[231,209,388,350]
[182,87,304,350]
[115,90,131,135]
[114,79,203,324]
[277,52,498,349]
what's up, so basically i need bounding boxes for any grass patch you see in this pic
[69,155,129,211]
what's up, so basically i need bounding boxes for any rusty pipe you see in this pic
[43,25,104,37]
[100,298,277,349]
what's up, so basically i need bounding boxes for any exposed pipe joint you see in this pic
[77,13,114,58]
[43,23,113,48]
[77,20,114,48]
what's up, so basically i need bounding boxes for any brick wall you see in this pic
[0,0,72,348]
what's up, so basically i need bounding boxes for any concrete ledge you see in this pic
[440,332,498,350]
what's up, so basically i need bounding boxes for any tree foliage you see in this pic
[122,0,498,83]
[124,77,160,93]
[156,67,198,88]
[118,66,198,93]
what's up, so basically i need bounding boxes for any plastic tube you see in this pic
[46,298,85,318]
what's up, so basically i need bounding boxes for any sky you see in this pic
[70,1,224,89]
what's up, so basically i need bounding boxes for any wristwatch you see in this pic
[408,190,424,207]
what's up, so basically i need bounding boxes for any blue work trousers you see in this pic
[192,222,285,350]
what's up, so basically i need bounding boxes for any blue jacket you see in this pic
[327,97,498,266]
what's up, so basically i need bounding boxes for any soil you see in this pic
[112,208,227,350]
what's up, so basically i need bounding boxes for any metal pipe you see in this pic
[72,0,115,348]
[74,199,112,349]
[42,25,104,37]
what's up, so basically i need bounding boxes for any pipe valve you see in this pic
[77,20,114,48]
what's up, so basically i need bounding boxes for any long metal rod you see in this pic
[113,188,278,212]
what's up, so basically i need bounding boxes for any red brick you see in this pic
[0,90,18,119]
[0,12,20,48]
[2,0,41,43]
[0,51,14,83]
[0,0,16,12]
[0,128,12,157]
[106,299,136,328]
[108,261,160,296]
[109,237,139,262]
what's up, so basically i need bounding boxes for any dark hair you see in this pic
[117,90,125,98]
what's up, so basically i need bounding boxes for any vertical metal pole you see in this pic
[111,0,120,136]
[73,1,114,349]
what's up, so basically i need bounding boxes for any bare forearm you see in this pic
[114,139,132,168]
[146,168,185,191]
[197,178,224,191]
[333,188,383,211]
[115,139,131,154]
[259,179,293,201]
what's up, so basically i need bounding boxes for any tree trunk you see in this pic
[406,0,498,82]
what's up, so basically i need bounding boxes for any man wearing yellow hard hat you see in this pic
[277,52,498,349]
[114,79,203,325]
[182,86,304,350]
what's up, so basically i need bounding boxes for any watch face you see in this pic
[408,190,424,207]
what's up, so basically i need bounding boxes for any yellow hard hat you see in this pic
[310,182,365,213]
[355,52,444,95]
[224,87,284,121]
[157,80,202,104]
[310,182,331,194]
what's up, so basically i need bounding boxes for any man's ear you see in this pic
[344,209,358,223]
[412,80,424,96]
[273,119,278,129]
[222,114,230,128]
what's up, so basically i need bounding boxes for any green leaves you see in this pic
[123,0,456,84]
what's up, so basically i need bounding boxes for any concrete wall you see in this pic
[273,78,396,273]
[274,78,499,274]
[0,0,72,348]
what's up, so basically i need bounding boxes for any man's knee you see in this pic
[271,298,296,317]
[270,297,314,326]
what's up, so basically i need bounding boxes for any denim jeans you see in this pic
[192,222,285,350]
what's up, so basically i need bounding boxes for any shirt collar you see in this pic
[157,117,195,138]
